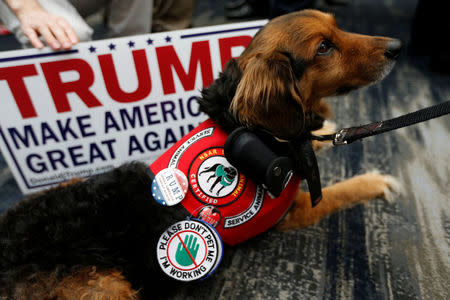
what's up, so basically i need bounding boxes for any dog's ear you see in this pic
[230,53,305,139]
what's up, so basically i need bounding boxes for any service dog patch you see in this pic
[188,147,246,206]
[156,219,223,281]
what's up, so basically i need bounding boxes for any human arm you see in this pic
[3,0,78,49]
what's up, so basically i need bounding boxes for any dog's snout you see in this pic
[384,39,402,60]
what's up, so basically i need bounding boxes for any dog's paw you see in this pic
[380,174,404,202]
[363,170,404,202]
[311,121,337,151]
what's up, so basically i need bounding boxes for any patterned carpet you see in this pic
[1,0,449,299]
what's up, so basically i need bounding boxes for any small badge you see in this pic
[152,168,188,206]
[188,147,246,206]
[196,206,221,228]
[156,219,223,282]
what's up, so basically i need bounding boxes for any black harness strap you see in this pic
[289,138,323,207]
[312,100,450,145]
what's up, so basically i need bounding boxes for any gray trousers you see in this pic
[0,0,195,47]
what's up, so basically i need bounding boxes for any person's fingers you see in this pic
[49,21,71,49]
[57,18,79,44]
[22,26,44,49]
[37,25,60,50]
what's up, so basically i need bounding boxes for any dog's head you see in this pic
[230,9,401,139]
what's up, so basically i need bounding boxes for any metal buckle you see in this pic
[333,129,348,146]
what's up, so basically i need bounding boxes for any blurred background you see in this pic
[1,0,449,299]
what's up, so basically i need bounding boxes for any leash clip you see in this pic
[333,129,349,146]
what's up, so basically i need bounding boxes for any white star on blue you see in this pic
[151,180,167,206]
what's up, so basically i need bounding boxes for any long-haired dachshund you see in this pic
[0,10,402,299]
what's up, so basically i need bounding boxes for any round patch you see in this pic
[152,168,188,206]
[156,219,223,282]
[194,218,223,280]
[196,206,222,228]
[188,147,246,206]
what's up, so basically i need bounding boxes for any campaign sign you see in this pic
[0,20,266,194]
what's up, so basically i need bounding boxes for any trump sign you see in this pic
[0,20,266,194]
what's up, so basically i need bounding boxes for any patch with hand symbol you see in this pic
[156,219,223,281]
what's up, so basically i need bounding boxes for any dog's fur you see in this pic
[0,10,401,299]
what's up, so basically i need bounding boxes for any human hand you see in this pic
[13,1,79,50]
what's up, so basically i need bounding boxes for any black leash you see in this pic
[296,100,449,207]
[311,100,450,145]
[228,101,449,208]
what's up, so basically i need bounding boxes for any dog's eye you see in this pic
[317,40,333,55]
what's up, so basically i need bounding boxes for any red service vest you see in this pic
[150,119,300,246]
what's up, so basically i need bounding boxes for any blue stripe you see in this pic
[0,49,79,63]
[180,25,263,39]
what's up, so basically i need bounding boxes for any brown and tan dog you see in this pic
[201,9,402,231]
[0,9,402,299]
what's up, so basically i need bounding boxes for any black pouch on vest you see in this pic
[224,127,294,198]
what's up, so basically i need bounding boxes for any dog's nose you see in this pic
[384,39,402,60]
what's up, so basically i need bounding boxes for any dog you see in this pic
[0,9,401,299]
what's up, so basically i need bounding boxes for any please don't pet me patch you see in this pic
[156,219,223,281]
